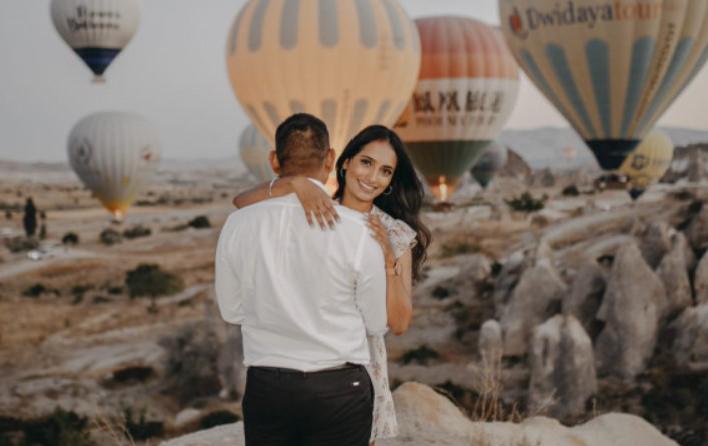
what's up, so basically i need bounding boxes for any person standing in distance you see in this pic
[215,113,387,446]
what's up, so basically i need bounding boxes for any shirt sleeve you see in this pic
[215,214,244,325]
[354,232,388,336]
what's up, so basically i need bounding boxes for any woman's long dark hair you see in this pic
[334,125,431,282]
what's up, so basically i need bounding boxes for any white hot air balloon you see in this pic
[239,125,275,182]
[226,0,421,173]
[68,111,160,220]
[51,0,141,81]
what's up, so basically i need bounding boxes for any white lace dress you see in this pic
[365,206,417,442]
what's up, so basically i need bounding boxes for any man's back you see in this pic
[215,192,387,371]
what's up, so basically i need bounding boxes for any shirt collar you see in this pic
[305,177,330,193]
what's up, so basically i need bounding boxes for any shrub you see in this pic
[4,210,11,220]
[22,198,37,238]
[561,184,580,197]
[22,408,96,446]
[99,228,122,246]
[431,286,451,300]
[199,410,240,430]
[505,192,546,213]
[188,215,211,229]
[62,232,79,245]
[22,284,47,298]
[440,241,479,258]
[123,225,151,240]
[122,407,163,441]
[125,263,184,298]
[400,345,440,365]
[4,236,38,253]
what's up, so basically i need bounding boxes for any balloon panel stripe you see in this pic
[519,50,571,130]
[227,8,245,55]
[318,0,339,47]
[248,0,270,52]
[545,44,597,138]
[280,0,299,50]
[246,104,269,137]
[381,0,405,50]
[263,102,281,128]
[620,37,655,137]
[321,99,338,131]
[289,100,305,114]
[586,39,612,138]
[374,100,391,124]
[354,0,377,49]
[347,99,369,140]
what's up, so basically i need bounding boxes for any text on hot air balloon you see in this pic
[413,90,505,114]
[67,6,122,32]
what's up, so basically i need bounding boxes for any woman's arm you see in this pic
[233,177,339,228]
[368,215,413,335]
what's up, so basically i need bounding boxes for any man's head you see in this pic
[270,113,335,183]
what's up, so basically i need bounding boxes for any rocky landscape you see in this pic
[0,148,707,445]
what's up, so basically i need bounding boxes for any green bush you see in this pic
[561,184,580,197]
[400,345,440,365]
[99,228,122,246]
[122,407,163,441]
[61,232,79,245]
[188,215,211,229]
[125,263,184,298]
[22,284,59,298]
[505,192,546,213]
[123,225,151,240]
[21,408,96,446]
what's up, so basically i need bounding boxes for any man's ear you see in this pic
[269,150,280,175]
[324,148,336,172]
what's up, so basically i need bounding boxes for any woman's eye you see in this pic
[360,159,371,166]
[383,169,393,177]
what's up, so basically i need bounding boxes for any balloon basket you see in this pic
[92,75,107,84]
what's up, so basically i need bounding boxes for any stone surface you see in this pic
[479,319,503,364]
[669,304,708,371]
[695,251,708,305]
[529,315,597,418]
[686,203,708,251]
[562,261,606,339]
[595,242,664,379]
[638,221,672,269]
[500,260,567,356]
[656,236,693,319]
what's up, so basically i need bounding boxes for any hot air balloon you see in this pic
[394,16,520,201]
[67,111,160,220]
[51,0,140,80]
[239,125,275,182]
[470,142,509,189]
[618,129,674,200]
[225,0,421,180]
[499,0,708,171]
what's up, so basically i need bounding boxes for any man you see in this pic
[215,113,387,446]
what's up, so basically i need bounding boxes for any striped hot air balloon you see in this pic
[470,142,509,189]
[618,129,674,200]
[499,0,708,171]
[395,16,520,201]
[239,125,275,182]
[67,112,160,220]
[225,0,421,172]
[51,0,140,80]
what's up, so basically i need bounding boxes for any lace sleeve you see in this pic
[388,219,417,259]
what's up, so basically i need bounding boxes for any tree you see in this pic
[23,198,37,238]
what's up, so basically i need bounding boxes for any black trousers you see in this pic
[242,364,373,446]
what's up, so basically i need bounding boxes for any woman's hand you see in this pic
[290,177,339,230]
[367,214,396,269]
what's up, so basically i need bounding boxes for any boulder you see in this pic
[686,203,708,251]
[571,413,679,446]
[595,242,664,379]
[562,261,606,339]
[501,260,567,356]
[669,304,708,371]
[529,315,597,419]
[638,221,672,269]
[656,236,693,319]
[695,251,708,305]
[478,319,503,364]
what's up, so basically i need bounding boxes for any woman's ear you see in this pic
[269,150,280,175]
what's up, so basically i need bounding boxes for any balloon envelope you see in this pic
[51,0,140,78]
[499,0,708,170]
[395,16,520,201]
[239,125,275,182]
[68,111,160,220]
[471,142,509,189]
[618,129,674,199]
[226,0,421,163]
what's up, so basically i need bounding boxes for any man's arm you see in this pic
[215,215,244,325]
[354,234,388,336]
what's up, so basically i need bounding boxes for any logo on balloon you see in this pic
[630,154,649,170]
[73,140,93,166]
[509,8,528,39]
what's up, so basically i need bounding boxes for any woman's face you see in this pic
[343,140,398,204]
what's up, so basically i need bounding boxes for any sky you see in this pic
[1,0,707,162]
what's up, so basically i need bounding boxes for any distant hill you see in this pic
[499,126,708,169]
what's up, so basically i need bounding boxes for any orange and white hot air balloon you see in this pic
[395,16,520,201]
[226,0,421,176]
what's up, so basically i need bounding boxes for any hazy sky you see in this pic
[1,0,707,162]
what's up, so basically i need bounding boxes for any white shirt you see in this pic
[215,179,388,372]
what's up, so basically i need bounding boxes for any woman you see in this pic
[233,125,431,444]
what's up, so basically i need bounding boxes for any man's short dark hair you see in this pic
[274,113,330,175]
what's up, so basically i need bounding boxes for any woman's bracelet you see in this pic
[268,177,278,198]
